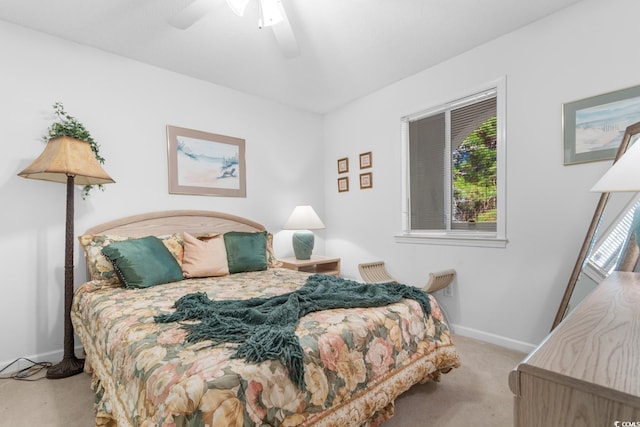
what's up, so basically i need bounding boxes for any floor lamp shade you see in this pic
[18,136,114,379]
[18,136,114,185]
[283,205,325,260]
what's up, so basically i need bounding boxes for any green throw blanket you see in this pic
[154,274,432,388]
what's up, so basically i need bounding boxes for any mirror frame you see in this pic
[552,121,640,330]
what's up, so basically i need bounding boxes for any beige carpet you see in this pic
[0,335,526,426]
[385,335,526,426]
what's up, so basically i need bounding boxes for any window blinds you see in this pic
[409,113,446,230]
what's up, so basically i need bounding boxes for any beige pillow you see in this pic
[181,232,229,278]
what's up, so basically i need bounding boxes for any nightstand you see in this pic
[278,255,341,276]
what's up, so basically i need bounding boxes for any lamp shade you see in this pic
[18,136,114,185]
[283,205,324,260]
[591,140,640,193]
[283,205,325,230]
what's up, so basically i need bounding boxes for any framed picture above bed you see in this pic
[563,85,640,165]
[167,125,246,197]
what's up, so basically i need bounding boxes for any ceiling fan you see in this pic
[169,0,300,58]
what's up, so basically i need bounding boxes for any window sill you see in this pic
[394,232,508,248]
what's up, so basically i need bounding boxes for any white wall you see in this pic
[323,0,640,351]
[0,21,323,366]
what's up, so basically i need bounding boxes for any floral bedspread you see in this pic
[71,268,459,427]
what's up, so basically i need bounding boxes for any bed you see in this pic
[71,210,460,427]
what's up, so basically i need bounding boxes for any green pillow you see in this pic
[224,231,268,274]
[102,236,184,288]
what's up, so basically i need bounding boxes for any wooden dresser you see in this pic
[509,272,640,427]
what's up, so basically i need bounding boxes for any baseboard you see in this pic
[0,345,85,375]
[452,324,537,354]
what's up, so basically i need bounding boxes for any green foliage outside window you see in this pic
[452,116,497,224]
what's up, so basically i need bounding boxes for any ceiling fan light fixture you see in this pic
[258,0,284,28]
[226,0,250,16]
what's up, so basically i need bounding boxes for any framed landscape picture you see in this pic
[563,85,640,165]
[167,125,246,197]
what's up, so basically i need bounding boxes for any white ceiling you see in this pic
[0,0,583,113]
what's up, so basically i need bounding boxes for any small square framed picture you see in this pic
[359,172,373,189]
[359,151,372,169]
[338,176,349,192]
[337,157,349,174]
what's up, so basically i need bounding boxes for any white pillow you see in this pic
[181,232,229,278]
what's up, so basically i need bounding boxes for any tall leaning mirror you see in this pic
[552,121,640,330]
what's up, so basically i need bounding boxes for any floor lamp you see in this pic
[18,136,115,379]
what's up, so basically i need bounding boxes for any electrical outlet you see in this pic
[442,285,453,297]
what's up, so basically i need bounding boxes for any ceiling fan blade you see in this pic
[170,0,299,58]
[271,6,299,58]
[168,0,215,29]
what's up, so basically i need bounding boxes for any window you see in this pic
[586,195,640,280]
[398,79,506,247]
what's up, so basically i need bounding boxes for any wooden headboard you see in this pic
[84,210,266,237]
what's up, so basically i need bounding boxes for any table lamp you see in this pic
[283,205,325,260]
[591,136,640,246]
[18,136,115,379]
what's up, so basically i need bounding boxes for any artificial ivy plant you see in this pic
[43,102,106,198]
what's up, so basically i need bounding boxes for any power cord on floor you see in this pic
[0,357,52,381]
